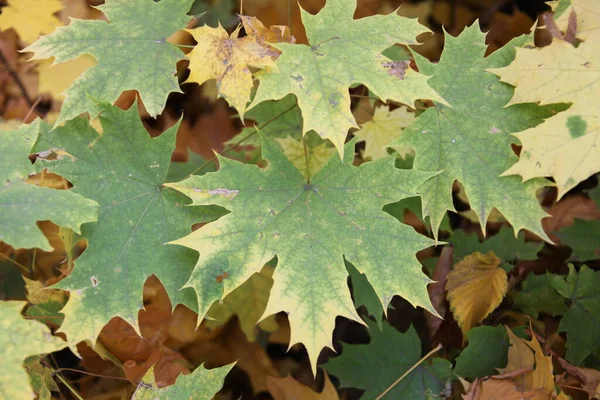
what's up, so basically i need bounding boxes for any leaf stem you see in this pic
[374,343,443,400]
[0,252,30,274]
[302,135,310,181]
[0,48,34,107]
[183,101,298,178]
[175,44,196,49]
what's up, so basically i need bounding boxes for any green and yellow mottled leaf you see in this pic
[33,103,220,344]
[250,0,444,156]
[24,0,194,124]
[166,135,438,372]
[0,301,67,400]
[392,25,565,240]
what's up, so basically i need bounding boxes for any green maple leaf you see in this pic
[347,262,384,329]
[323,320,452,400]
[453,325,509,378]
[551,265,600,365]
[250,0,444,155]
[450,226,543,265]
[0,301,67,400]
[166,135,438,371]
[513,273,567,318]
[556,219,600,262]
[392,25,567,240]
[33,103,221,344]
[0,121,98,251]
[23,0,194,124]
[132,363,234,399]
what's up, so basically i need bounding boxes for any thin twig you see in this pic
[183,101,298,178]
[53,368,138,385]
[0,48,34,107]
[23,97,41,123]
[0,252,30,274]
[375,343,443,400]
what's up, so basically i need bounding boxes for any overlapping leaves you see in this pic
[34,103,219,344]
[250,0,444,155]
[24,0,195,124]
[392,25,565,239]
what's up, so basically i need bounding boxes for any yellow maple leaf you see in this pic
[185,16,293,120]
[276,136,336,181]
[446,251,508,335]
[489,0,600,198]
[0,0,62,43]
[354,105,415,160]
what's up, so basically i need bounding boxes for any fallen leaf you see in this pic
[268,373,340,400]
[446,251,508,335]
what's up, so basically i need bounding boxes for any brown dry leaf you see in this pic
[184,318,278,393]
[542,195,600,242]
[426,246,452,338]
[97,276,198,387]
[446,251,508,335]
[466,378,550,400]
[499,328,535,384]
[557,357,600,399]
[185,16,293,119]
[268,373,340,400]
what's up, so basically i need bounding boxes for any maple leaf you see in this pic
[0,301,67,399]
[324,320,452,399]
[33,103,221,344]
[556,219,600,262]
[166,135,439,371]
[185,16,293,120]
[450,226,543,265]
[249,0,445,156]
[0,0,62,43]
[489,0,600,197]
[514,273,568,318]
[23,0,194,124]
[354,105,415,160]
[446,251,508,335]
[132,363,234,399]
[551,265,600,365]
[0,120,98,251]
[392,25,566,240]
[267,374,339,400]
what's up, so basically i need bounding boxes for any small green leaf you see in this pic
[514,273,568,318]
[551,265,600,365]
[324,320,452,400]
[454,325,509,378]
